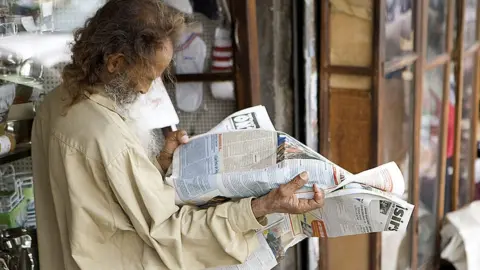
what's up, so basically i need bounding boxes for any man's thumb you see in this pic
[163,130,189,155]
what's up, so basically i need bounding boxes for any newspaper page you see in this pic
[326,162,405,196]
[166,129,414,237]
[167,131,406,205]
[203,107,279,270]
[168,106,415,270]
[293,188,414,238]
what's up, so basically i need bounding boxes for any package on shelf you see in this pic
[25,215,36,228]
[0,171,27,229]
[18,172,36,228]
[0,175,24,213]
[18,173,34,208]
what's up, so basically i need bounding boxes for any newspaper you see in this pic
[208,105,275,133]
[164,106,414,269]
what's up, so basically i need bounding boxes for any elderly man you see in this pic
[31,0,324,269]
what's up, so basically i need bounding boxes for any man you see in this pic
[31,0,325,269]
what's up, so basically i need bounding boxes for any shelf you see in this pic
[1,73,233,87]
[174,72,234,82]
[0,144,31,165]
[0,75,43,89]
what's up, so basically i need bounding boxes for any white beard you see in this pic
[118,100,161,160]
[124,112,161,160]
[122,80,173,159]
[105,74,161,159]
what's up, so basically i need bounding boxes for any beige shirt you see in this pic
[32,86,265,270]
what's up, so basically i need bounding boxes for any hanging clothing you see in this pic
[211,27,235,100]
[174,32,207,112]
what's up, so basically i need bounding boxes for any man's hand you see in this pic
[251,172,325,218]
[157,130,189,172]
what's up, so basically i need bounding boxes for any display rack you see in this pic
[0,145,31,165]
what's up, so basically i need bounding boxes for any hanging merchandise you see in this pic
[0,165,25,229]
[0,133,15,156]
[174,32,207,112]
[210,27,235,100]
[191,0,220,20]
[163,0,192,14]
[210,0,235,100]
[17,173,34,229]
[0,227,37,270]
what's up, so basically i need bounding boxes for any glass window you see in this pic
[427,0,448,60]
[464,0,478,49]
[381,65,414,270]
[329,0,373,67]
[444,67,456,214]
[459,57,476,207]
[418,66,445,268]
[385,0,414,62]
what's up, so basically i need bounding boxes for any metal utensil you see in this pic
[0,51,20,76]
[17,59,43,82]
[6,119,33,145]
[0,228,35,270]
[0,258,8,270]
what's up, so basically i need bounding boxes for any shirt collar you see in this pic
[83,86,127,120]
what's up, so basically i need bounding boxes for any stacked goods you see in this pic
[17,173,35,228]
[0,166,27,229]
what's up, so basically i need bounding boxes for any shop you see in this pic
[0,0,478,269]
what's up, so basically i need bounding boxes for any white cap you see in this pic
[163,0,193,14]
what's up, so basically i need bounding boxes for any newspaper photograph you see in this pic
[164,106,414,270]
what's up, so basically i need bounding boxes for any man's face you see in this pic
[104,40,174,107]
[135,40,174,94]
[103,40,174,158]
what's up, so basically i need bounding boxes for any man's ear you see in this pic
[106,53,126,73]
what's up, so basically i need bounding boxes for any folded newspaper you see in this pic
[164,106,414,270]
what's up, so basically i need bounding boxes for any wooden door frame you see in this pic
[230,0,261,109]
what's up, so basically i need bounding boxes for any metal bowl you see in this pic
[5,119,33,145]
[18,58,43,82]
[0,50,20,76]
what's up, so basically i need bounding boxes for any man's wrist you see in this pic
[251,197,270,218]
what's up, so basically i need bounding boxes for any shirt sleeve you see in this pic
[105,146,266,269]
